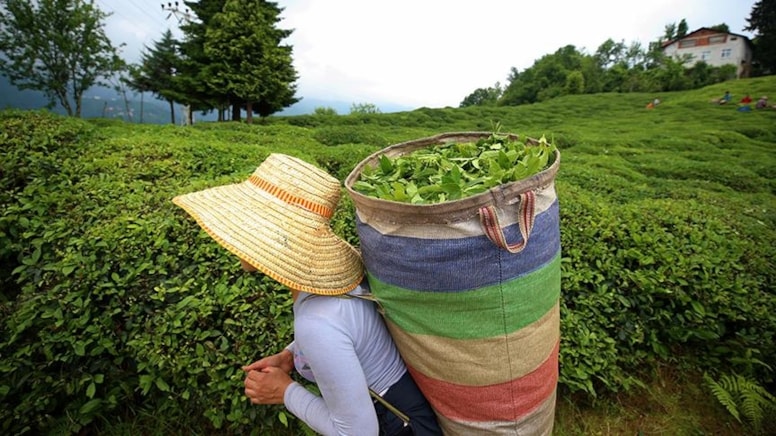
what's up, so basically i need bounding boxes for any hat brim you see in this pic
[173,179,363,295]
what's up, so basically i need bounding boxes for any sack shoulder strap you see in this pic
[304,292,384,315]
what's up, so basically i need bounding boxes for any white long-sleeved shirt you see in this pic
[283,285,406,436]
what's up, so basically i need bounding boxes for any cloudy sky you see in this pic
[98,0,759,109]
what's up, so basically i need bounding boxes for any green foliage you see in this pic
[459,82,503,107]
[350,102,382,114]
[352,133,556,204]
[312,125,389,148]
[704,372,776,433]
[204,0,299,122]
[1,76,775,433]
[745,0,776,75]
[0,0,124,117]
[494,29,753,108]
[313,106,338,116]
[126,30,181,125]
[0,111,353,434]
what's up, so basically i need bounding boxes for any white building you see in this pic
[662,28,754,78]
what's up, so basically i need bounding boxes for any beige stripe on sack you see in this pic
[358,183,557,238]
[386,302,559,386]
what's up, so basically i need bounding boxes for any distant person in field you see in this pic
[718,91,732,105]
[738,94,753,112]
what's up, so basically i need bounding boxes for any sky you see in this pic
[98,0,759,110]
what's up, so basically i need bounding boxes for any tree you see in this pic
[313,106,338,116]
[663,22,678,42]
[180,0,230,121]
[0,0,124,117]
[745,0,776,74]
[499,66,538,106]
[127,30,182,124]
[708,23,730,33]
[204,0,299,123]
[459,82,502,107]
[677,19,689,38]
[350,103,381,114]
[501,45,585,104]
[564,71,584,95]
[595,39,627,69]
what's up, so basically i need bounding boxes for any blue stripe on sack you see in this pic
[357,200,560,292]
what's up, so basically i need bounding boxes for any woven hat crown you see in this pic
[251,154,341,218]
[172,153,364,295]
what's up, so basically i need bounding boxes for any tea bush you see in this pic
[0,112,361,434]
[558,182,776,395]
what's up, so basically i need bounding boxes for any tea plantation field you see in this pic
[2,76,775,435]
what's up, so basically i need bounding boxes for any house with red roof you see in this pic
[662,27,754,78]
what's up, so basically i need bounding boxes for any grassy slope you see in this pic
[10,76,775,435]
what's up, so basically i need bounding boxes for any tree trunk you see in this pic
[168,100,175,124]
[246,102,253,124]
[58,90,74,117]
[121,88,132,122]
[75,94,82,118]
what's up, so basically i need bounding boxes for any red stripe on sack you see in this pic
[408,341,559,422]
[248,175,333,218]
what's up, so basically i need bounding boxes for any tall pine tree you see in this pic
[204,0,298,123]
[179,0,230,121]
[127,30,182,124]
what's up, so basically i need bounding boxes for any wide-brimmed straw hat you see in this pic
[172,153,364,295]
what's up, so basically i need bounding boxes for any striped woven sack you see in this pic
[345,132,561,435]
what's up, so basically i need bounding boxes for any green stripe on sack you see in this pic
[368,254,561,339]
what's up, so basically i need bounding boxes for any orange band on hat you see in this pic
[248,175,334,218]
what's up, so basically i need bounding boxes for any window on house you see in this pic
[679,39,697,48]
[721,48,732,58]
[701,51,711,61]
[709,35,726,44]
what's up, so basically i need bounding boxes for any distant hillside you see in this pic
[0,75,413,122]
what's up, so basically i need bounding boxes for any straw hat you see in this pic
[172,153,364,295]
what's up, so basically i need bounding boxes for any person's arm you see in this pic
[242,344,294,374]
[284,315,379,436]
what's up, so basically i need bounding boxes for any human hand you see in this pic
[241,349,293,374]
[244,366,293,405]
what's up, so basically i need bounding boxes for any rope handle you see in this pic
[478,191,536,254]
